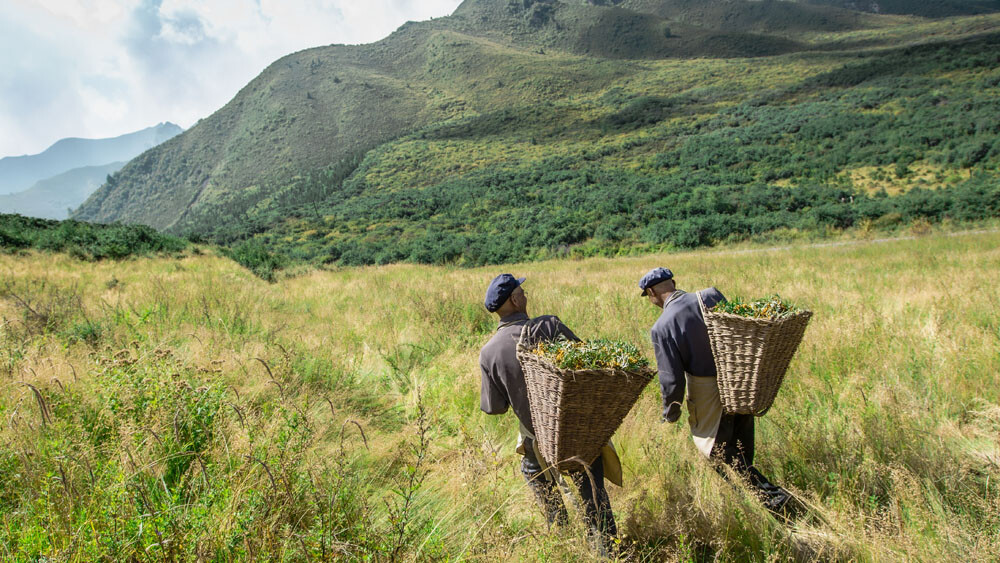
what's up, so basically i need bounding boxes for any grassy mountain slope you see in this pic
[0,123,181,195]
[621,0,889,34]
[73,41,437,230]
[451,0,805,57]
[0,162,125,220]
[803,0,1000,17]
[73,2,1000,266]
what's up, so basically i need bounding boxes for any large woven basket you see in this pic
[697,291,812,416]
[516,325,654,472]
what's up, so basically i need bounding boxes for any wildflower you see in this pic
[711,295,802,320]
[532,338,650,372]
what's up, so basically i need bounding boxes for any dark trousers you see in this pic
[520,438,618,540]
[712,414,790,511]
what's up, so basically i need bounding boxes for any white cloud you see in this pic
[0,0,463,157]
[22,0,135,28]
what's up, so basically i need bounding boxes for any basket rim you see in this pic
[516,347,655,380]
[704,308,813,325]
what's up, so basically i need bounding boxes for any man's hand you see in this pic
[661,402,682,423]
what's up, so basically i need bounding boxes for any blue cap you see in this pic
[484,274,525,312]
[638,268,673,296]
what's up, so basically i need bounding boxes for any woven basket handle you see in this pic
[516,322,532,352]
[696,290,707,316]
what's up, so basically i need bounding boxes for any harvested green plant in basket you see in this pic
[532,338,651,371]
[711,295,804,320]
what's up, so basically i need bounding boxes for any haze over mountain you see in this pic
[0,123,182,196]
[0,162,125,220]
[72,0,1000,267]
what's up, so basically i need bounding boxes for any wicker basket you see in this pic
[697,291,812,416]
[516,325,654,472]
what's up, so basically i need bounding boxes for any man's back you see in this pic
[650,288,726,409]
[652,288,725,378]
[479,313,578,435]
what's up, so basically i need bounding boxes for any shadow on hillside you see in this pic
[794,31,1000,91]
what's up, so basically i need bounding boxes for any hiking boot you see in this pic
[763,487,791,513]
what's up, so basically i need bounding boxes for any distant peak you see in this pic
[156,121,184,131]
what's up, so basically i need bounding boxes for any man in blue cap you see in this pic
[479,273,620,550]
[640,267,791,514]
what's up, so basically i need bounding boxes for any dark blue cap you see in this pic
[484,274,525,312]
[638,268,673,296]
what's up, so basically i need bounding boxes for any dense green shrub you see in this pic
[222,239,287,282]
[603,95,695,130]
[0,214,186,259]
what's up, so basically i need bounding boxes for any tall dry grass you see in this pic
[0,231,998,560]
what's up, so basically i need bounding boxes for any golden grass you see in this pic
[1,231,998,560]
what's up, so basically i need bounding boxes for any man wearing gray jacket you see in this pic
[640,267,791,514]
[479,273,619,547]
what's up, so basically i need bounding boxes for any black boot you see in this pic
[521,451,568,527]
[570,459,619,558]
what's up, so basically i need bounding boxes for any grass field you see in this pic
[1,230,998,561]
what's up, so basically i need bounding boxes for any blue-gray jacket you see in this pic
[650,288,726,418]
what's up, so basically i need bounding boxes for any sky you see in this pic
[0,0,464,157]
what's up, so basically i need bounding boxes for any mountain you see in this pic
[0,162,125,220]
[72,0,833,232]
[73,0,1000,266]
[0,122,182,195]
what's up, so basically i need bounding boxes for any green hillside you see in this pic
[72,1,1000,268]
[803,0,1000,17]
[73,0,814,231]
[620,0,886,34]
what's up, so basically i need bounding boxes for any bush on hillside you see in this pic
[0,214,186,260]
[222,239,287,282]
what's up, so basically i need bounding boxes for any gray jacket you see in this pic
[650,288,726,418]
